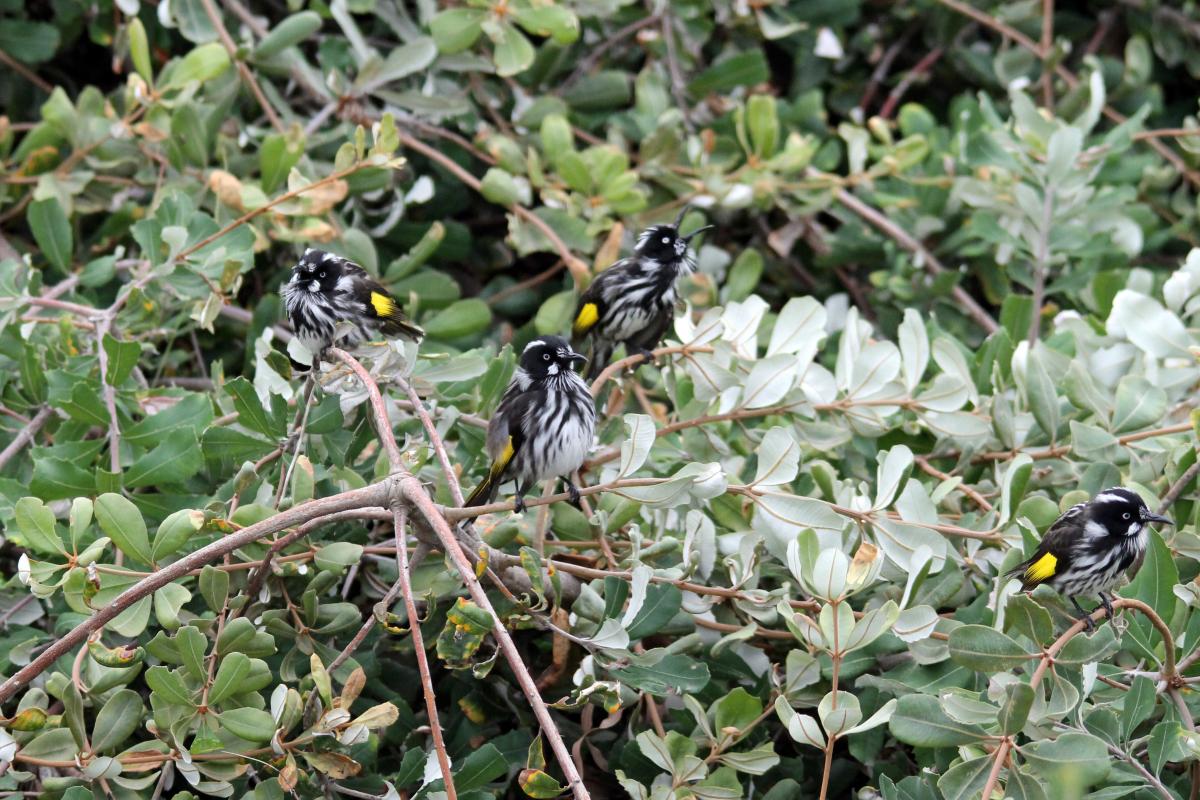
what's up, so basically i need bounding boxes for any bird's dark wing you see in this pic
[464,388,530,507]
[346,271,424,341]
[572,259,632,339]
[1007,503,1084,589]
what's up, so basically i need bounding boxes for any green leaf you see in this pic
[176,625,209,682]
[152,509,205,562]
[453,744,508,791]
[260,131,305,195]
[252,11,322,59]
[746,94,779,158]
[314,542,364,572]
[624,584,682,640]
[90,689,143,754]
[513,5,579,44]
[0,19,60,63]
[713,687,763,732]
[688,50,769,97]
[199,564,229,612]
[998,682,1034,736]
[95,493,153,566]
[226,377,284,438]
[429,7,485,54]
[201,426,277,462]
[209,652,251,704]
[520,768,566,798]
[216,707,276,742]
[1111,376,1167,433]
[489,22,535,78]
[31,457,95,501]
[128,17,153,83]
[28,198,73,273]
[888,694,988,747]
[1021,732,1111,788]
[167,42,231,87]
[1057,625,1120,665]
[13,497,66,555]
[1148,720,1189,776]
[124,429,204,489]
[610,654,710,696]
[146,665,196,706]
[103,334,141,385]
[125,394,213,447]
[1005,593,1053,646]
[422,298,492,340]
[936,755,991,800]
[480,167,527,206]
[18,728,78,761]
[948,625,1036,672]
[1120,675,1156,739]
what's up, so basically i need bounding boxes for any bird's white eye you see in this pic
[1123,512,1131,520]
[319,271,326,278]
[543,353,551,361]
[661,236,670,244]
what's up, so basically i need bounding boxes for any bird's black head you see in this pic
[519,335,587,380]
[290,249,345,295]
[634,207,712,266]
[1089,487,1173,537]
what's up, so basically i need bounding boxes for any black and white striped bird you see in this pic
[282,248,423,361]
[1006,487,1172,630]
[572,209,712,380]
[464,336,596,513]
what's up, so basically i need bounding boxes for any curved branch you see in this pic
[979,597,1176,798]
[0,480,397,706]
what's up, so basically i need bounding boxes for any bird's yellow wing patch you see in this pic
[1024,552,1057,583]
[491,436,515,477]
[573,303,599,337]
[370,291,397,318]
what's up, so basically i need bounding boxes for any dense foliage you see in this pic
[2,1,1200,798]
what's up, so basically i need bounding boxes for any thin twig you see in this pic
[94,321,122,473]
[562,14,661,90]
[395,132,590,287]
[391,505,456,798]
[879,48,945,120]
[0,406,53,472]
[830,184,999,334]
[660,10,695,135]
[0,49,53,93]
[1157,457,1200,516]
[1029,187,1055,345]
[1040,0,1055,108]
[198,0,285,132]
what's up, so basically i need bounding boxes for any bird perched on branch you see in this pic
[282,248,423,363]
[572,208,712,381]
[1006,487,1172,630]
[465,336,595,514]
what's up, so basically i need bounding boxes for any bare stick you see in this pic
[198,0,285,132]
[398,378,465,506]
[395,132,589,287]
[1157,456,1200,516]
[93,321,123,473]
[391,505,457,798]
[830,185,999,334]
[0,406,53,472]
[276,375,318,508]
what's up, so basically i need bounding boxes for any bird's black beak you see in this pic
[683,224,714,243]
[568,352,588,370]
[1143,511,1174,525]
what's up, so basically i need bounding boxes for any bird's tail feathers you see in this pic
[381,317,425,342]
[464,472,499,508]
[584,342,613,381]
